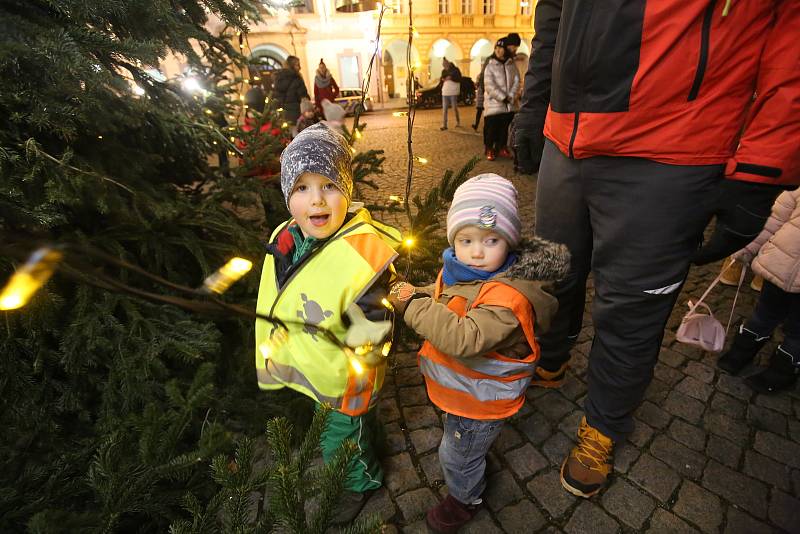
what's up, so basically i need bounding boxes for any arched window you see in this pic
[248,45,289,90]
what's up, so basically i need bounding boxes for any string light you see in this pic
[259,328,288,360]
[201,257,253,294]
[204,109,213,115]
[281,122,289,129]
[350,146,357,154]
[392,111,408,117]
[253,76,261,81]
[354,129,362,139]
[380,297,393,311]
[97,135,103,140]
[388,194,404,203]
[0,248,63,310]
[403,236,415,248]
[414,156,428,164]
[382,341,392,357]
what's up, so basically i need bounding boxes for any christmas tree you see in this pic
[0,1,303,530]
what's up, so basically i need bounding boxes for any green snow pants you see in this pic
[317,404,383,492]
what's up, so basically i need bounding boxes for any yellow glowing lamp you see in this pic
[350,355,365,375]
[202,257,253,294]
[0,248,63,311]
[259,328,289,360]
[403,236,415,248]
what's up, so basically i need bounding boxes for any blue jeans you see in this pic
[442,95,460,128]
[439,413,504,504]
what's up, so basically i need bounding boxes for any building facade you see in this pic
[242,0,534,104]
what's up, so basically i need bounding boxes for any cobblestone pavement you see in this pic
[351,108,800,533]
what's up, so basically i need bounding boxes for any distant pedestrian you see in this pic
[473,33,519,132]
[482,39,519,160]
[313,59,340,113]
[718,189,800,393]
[440,58,462,130]
[272,55,310,124]
[295,97,320,134]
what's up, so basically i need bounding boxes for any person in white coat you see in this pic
[440,58,462,131]
[482,38,519,161]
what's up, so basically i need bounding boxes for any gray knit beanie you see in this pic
[280,122,353,207]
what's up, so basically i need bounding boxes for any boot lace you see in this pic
[574,423,613,475]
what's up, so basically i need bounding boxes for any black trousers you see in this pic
[535,140,722,441]
[483,112,513,151]
[748,280,800,355]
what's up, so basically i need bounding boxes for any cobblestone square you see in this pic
[356,108,800,533]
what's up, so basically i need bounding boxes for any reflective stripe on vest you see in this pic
[419,271,539,420]
[255,209,399,416]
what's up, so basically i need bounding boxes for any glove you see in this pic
[511,113,546,175]
[692,180,781,265]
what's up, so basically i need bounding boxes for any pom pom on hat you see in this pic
[447,173,521,247]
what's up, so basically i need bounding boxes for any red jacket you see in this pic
[518,0,800,187]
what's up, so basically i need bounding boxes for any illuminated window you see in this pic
[439,0,449,14]
[461,0,472,13]
[482,0,494,14]
[519,0,531,14]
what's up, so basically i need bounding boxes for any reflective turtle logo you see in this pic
[297,293,333,341]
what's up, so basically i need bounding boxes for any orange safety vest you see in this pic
[418,271,539,420]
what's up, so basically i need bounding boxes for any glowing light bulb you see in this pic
[381,298,393,310]
[354,130,362,139]
[182,77,201,93]
[403,237,415,248]
[382,341,392,357]
[415,156,428,164]
[0,248,63,310]
[202,257,253,294]
[388,194,404,203]
[392,111,408,117]
[281,122,288,128]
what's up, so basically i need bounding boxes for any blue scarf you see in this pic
[441,248,517,286]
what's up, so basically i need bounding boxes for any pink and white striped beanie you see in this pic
[446,173,521,247]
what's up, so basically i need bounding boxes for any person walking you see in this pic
[512,0,799,498]
[313,59,340,114]
[440,58,462,130]
[272,55,309,124]
[718,189,800,393]
[473,34,521,132]
[483,38,519,160]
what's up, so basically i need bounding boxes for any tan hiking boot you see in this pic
[560,416,614,498]
[530,361,569,388]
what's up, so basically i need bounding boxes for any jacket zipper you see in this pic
[688,0,717,101]
[568,1,595,159]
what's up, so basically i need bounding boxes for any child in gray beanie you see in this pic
[255,122,401,524]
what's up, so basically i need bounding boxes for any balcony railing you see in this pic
[438,14,451,25]
[462,14,474,26]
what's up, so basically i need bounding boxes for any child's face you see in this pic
[288,172,348,239]
[453,226,510,272]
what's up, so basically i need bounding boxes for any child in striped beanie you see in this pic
[388,173,569,533]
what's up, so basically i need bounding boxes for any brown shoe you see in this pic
[426,495,480,534]
[560,416,614,498]
[530,361,569,388]
[719,257,744,286]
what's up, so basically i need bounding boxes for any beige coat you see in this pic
[403,238,569,359]
[736,189,800,293]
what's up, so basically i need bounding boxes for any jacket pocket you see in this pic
[688,0,717,101]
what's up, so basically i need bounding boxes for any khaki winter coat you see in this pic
[736,189,800,293]
[403,237,569,359]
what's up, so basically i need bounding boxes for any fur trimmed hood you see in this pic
[505,236,571,282]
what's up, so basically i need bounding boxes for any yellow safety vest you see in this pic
[255,209,400,416]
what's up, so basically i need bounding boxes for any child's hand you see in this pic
[388,281,417,315]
